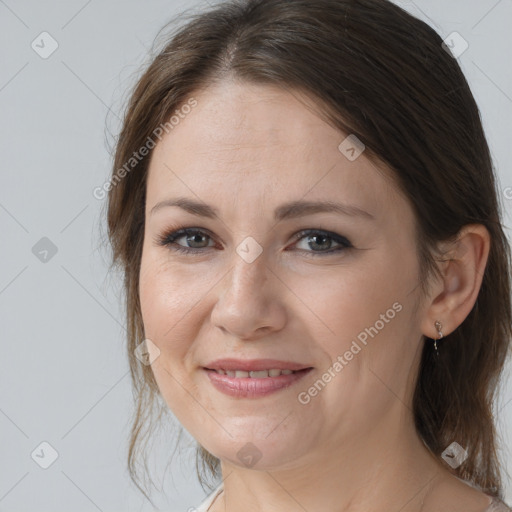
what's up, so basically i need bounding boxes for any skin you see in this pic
[139,79,492,512]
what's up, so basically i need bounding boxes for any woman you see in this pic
[105,0,512,510]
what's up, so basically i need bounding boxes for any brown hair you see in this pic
[104,0,512,504]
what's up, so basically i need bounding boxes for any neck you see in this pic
[216,407,444,512]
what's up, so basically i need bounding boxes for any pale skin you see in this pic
[139,79,492,512]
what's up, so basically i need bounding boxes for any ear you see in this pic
[420,224,491,339]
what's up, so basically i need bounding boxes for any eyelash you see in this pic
[154,227,353,257]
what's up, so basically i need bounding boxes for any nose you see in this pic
[210,247,287,341]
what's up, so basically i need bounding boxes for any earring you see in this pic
[434,320,443,357]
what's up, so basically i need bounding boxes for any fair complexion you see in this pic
[139,80,491,512]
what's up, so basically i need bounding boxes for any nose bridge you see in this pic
[211,237,286,338]
[227,239,269,299]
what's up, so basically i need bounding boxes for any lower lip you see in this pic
[203,368,313,398]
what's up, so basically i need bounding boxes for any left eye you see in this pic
[155,228,352,256]
[292,229,352,255]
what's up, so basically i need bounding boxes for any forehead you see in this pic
[146,80,405,220]
[154,80,348,167]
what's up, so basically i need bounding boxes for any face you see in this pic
[139,80,427,470]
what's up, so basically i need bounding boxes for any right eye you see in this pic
[154,228,216,254]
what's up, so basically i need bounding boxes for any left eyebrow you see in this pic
[150,197,375,221]
[274,199,374,221]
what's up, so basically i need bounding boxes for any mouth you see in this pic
[203,357,312,373]
[204,368,311,378]
[202,363,314,398]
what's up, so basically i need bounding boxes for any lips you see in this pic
[204,366,313,398]
[202,358,314,398]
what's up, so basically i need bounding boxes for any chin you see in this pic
[199,430,310,471]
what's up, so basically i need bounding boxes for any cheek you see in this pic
[305,251,418,374]
[140,250,185,319]
[294,261,400,340]
[139,252,219,362]
[139,255,187,352]
[138,256,205,416]
[294,266,419,430]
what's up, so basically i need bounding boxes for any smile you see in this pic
[203,367,313,398]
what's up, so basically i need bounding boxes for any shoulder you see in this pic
[484,497,512,512]
[186,480,511,512]
[190,483,224,512]
[422,473,509,512]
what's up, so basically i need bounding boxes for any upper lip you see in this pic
[204,358,313,372]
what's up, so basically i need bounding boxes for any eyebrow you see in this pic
[150,197,375,221]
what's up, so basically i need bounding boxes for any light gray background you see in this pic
[1,0,511,511]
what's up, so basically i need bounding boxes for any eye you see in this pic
[290,229,352,256]
[154,228,216,254]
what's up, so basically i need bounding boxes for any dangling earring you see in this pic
[434,320,443,357]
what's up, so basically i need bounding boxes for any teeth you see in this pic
[250,370,269,378]
[214,368,298,378]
